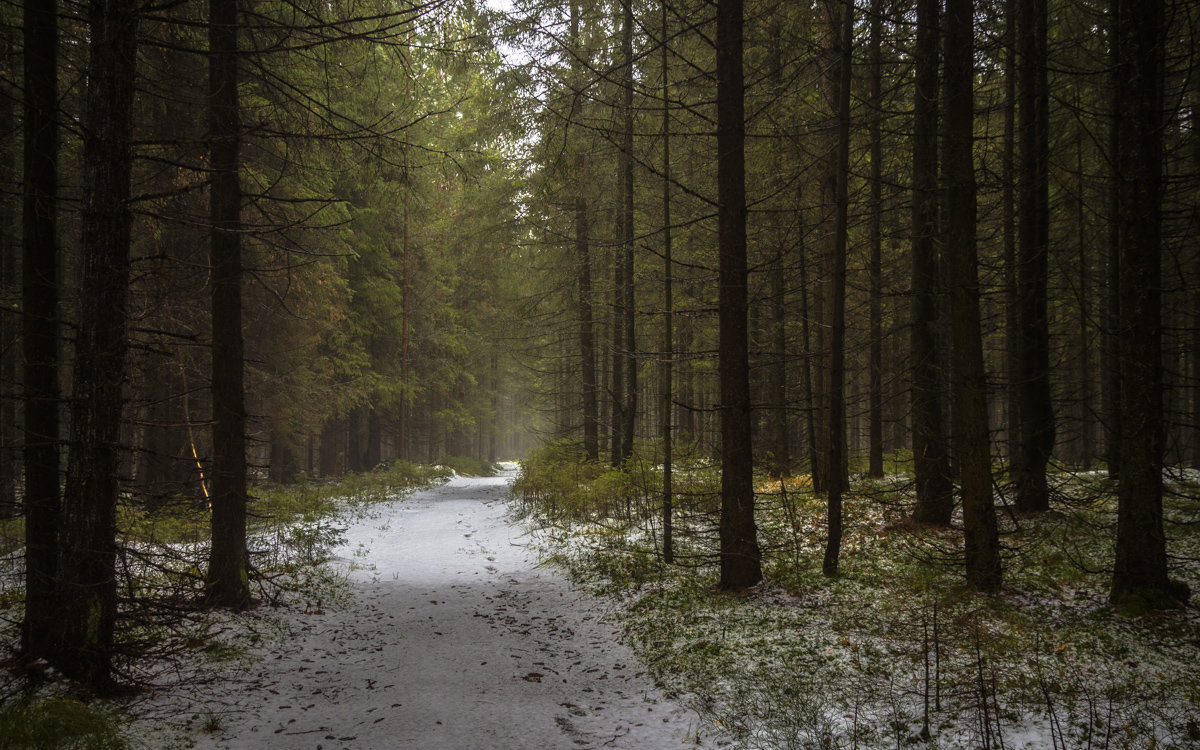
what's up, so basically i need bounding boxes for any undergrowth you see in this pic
[515,440,1200,749]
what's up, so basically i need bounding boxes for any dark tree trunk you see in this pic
[867,0,884,479]
[206,0,250,610]
[21,0,60,661]
[319,418,343,477]
[1109,0,1186,609]
[943,0,1001,592]
[1102,0,1122,480]
[269,428,297,485]
[53,0,140,687]
[660,0,674,564]
[765,7,789,480]
[1014,0,1054,513]
[716,0,761,591]
[1003,0,1019,466]
[823,0,853,578]
[909,0,953,525]
[619,0,637,464]
[610,225,624,466]
[570,1,598,462]
[0,21,17,518]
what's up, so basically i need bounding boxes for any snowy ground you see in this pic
[131,468,709,749]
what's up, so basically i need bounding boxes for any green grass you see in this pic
[0,696,129,750]
[516,447,1200,749]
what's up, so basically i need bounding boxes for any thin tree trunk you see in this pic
[54,0,140,686]
[716,0,761,590]
[619,0,637,463]
[910,0,953,525]
[823,0,853,578]
[944,0,1001,592]
[867,0,884,479]
[206,0,250,609]
[21,0,60,661]
[1014,0,1054,513]
[1102,0,1121,479]
[610,219,624,465]
[1003,0,1019,467]
[661,0,674,564]
[1076,140,1094,467]
[570,1,598,461]
[765,6,789,479]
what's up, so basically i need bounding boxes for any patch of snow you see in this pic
[128,470,708,749]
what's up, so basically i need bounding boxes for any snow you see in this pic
[130,468,709,749]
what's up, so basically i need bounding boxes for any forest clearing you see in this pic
[1,0,1199,747]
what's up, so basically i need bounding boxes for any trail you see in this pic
[140,469,706,749]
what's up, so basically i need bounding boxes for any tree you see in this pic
[53,0,141,687]
[822,0,853,578]
[909,0,953,526]
[1109,0,1187,610]
[618,0,637,464]
[1013,0,1054,513]
[716,0,761,591]
[21,0,60,662]
[866,0,885,480]
[206,0,250,609]
[943,0,1001,591]
[569,1,598,461]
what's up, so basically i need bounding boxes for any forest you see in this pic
[0,0,1198,746]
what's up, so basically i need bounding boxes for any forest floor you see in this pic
[126,466,711,749]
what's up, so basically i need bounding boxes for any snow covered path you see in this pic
[146,471,707,749]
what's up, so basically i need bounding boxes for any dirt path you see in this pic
[141,471,707,749]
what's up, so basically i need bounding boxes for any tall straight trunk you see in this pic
[206,0,250,609]
[0,21,17,518]
[944,0,1001,591]
[576,196,597,459]
[619,0,637,463]
[716,0,761,590]
[570,1,598,461]
[867,0,884,479]
[1102,0,1121,479]
[765,7,789,479]
[1014,0,1054,512]
[21,0,60,660]
[798,193,819,479]
[54,0,140,687]
[1076,141,1094,466]
[823,0,853,578]
[1109,0,1184,609]
[660,0,674,564]
[909,0,953,525]
[1003,0,1020,465]
[610,228,625,466]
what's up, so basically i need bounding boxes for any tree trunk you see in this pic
[0,20,17,518]
[867,0,884,480]
[823,0,853,578]
[206,0,250,610]
[21,0,61,661]
[1102,0,1121,480]
[54,0,140,686]
[1109,0,1185,609]
[660,0,674,564]
[619,0,637,464]
[716,0,761,591]
[909,0,953,525]
[569,1,598,462]
[943,0,1001,592]
[1014,0,1054,513]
